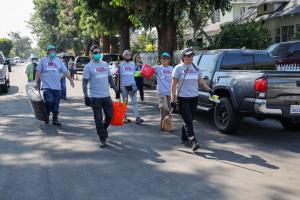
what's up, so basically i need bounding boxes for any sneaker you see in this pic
[124,118,132,124]
[135,117,144,124]
[100,139,107,148]
[191,140,200,152]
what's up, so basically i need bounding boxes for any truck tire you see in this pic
[2,81,8,93]
[280,118,300,131]
[214,97,239,134]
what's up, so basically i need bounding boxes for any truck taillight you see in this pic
[255,77,267,98]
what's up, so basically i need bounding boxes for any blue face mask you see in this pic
[49,53,56,59]
[93,53,102,61]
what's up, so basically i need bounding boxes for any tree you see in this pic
[112,0,231,60]
[212,22,271,49]
[78,0,133,53]
[0,38,13,57]
[8,32,32,59]
[188,0,231,46]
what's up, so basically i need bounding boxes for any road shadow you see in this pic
[0,85,19,96]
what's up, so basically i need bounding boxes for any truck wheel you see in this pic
[214,97,239,134]
[280,118,300,131]
[2,81,8,93]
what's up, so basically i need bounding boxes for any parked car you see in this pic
[194,49,300,133]
[13,56,20,64]
[102,53,122,63]
[57,53,75,67]
[0,52,10,93]
[75,56,90,72]
[267,40,300,71]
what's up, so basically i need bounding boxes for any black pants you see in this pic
[135,77,144,101]
[91,97,113,141]
[178,96,198,141]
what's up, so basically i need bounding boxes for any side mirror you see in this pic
[4,59,10,65]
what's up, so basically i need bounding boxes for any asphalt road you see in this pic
[0,63,299,200]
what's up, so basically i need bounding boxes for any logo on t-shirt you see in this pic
[95,67,108,78]
[47,62,59,71]
[182,69,198,80]
[123,66,134,75]
[161,69,172,79]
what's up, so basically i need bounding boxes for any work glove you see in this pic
[115,89,120,99]
[70,80,75,88]
[33,81,40,90]
[84,97,91,107]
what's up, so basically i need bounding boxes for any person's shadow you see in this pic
[106,140,166,164]
[178,146,279,171]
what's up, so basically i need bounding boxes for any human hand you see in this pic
[84,97,91,107]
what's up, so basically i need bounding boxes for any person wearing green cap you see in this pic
[35,44,74,126]
[154,52,174,130]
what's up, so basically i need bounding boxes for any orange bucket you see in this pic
[111,102,127,126]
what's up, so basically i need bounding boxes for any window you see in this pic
[220,53,254,70]
[296,24,300,34]
[211,11,220,23]
[240,7,247,16]
[254,54,276,70]
[287,25,295,41]
[269,43,291,57]
[264,4,267,11]
[275,28,281,43]
[198,54,217,72]
[290,43,300,58]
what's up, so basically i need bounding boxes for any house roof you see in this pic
[256,0,291,6]
[236,0,300,22]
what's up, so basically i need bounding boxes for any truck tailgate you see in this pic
[266,72,300,105]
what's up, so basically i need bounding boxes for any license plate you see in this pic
[291,105,300,114]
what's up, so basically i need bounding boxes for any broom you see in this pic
[162,64,190,132]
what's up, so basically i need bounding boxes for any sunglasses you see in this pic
[92,51,100,54]
[161,57,169,60]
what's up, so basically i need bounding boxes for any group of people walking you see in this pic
[31,44,213,151]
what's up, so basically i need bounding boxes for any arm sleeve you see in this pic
[61,62,68,74]
[198,69,203,78]
[82,78,89,97]
[83,66,90,80]
[172,66,179,78]
[36,59,43,72]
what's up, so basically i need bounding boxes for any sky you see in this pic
[0,0,35,45]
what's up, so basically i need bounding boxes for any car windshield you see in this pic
[102,54,120,62]
[268,43,291,57]
[77,57,90,63]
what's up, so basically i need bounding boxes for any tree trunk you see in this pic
[102,35,110,53]
[84,38,93,56]
[156,22,177,64]
[118,17,130,53]
[110,36,119,53]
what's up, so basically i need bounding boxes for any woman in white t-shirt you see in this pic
[171,48,213,151]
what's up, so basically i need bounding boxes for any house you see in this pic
[236,0,300,42]
[199,0,258,46]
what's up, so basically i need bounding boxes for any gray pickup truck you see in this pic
[194,49,300,134]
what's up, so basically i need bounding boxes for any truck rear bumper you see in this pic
[254,99,282,115]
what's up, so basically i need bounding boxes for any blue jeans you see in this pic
[43,89,61,114]
[61,78,67,98]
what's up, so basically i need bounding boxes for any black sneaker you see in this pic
[52,121,62,126]
[124,118,132,124]
[135,117,144,124]
[100,139,107,148]
[191,140,200,152]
